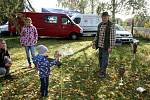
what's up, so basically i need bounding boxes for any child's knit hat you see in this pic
[36,45,48,55]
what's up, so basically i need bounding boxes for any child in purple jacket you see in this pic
[32,45,61,97]
[20,17,38,68]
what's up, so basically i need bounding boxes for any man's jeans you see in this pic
[99,48,109,75]
[25,46,36,65]
[0,67,10,76]
[40,77,49,96]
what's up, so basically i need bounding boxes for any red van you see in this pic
[9,12,83,39]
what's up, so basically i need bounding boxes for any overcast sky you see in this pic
[30,0,58,12]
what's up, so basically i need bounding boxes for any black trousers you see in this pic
[40,77,49,96]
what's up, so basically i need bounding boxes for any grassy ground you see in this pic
[0,36,150,100]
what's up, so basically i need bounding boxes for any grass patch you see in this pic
[0,36,150,99]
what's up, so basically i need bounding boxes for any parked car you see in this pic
[0,22,10,35]
[115,24,133,43]
[9,12,83,39]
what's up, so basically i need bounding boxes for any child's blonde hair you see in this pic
[25,17,32,24]
[26,17,32,21]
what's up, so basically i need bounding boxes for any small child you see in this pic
[32,45,61,97]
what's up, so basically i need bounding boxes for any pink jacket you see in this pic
[20,25,38,46]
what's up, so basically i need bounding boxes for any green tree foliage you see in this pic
[123,0,148,28]
[124,0,148,21]
[0,0,24,23]
[0,0,35,24]
[57,0,88,13]
[144,17,150,28]
[134,15,146,27]
[57,0,148,25]
[96,2,109,15]
[58,0,100,14]
[96,0,125,23]
[144,22,150,28]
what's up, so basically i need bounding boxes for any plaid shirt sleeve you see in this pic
[110,23,116,48]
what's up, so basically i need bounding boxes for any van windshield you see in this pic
[62,17,72,24]
[73,17,81,24]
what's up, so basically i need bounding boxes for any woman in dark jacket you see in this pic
[0,39,12,78]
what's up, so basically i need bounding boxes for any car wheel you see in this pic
[70,33,78,40]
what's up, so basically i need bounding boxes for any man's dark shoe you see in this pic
[98,74,106,78]
[98,72,106,78]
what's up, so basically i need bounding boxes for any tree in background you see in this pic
[96,0,125,23]
[57,0,149,25]
[124,0,148,34]
[0,0,35,35]
[0,0,24,24]
[144,22,150,28]
[57,0,88,13]
[96,2,110,15]
[78,0,88,13]
[0,0,35,24]
[25,0,35,12]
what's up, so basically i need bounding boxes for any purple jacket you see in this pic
[20,25,38,46]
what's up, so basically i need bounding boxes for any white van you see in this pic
[0,22,9,35]
[71,14,101,36]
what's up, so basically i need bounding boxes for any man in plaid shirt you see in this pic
[92,12,116,78]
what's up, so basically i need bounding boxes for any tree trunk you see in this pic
[91,0,94,14]
[131,7,134,35]
[26,0,35,12]
[112,0,116,23]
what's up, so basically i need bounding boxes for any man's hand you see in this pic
[92,43,96,49]
[108,48,112,53]
[5,63,12,67]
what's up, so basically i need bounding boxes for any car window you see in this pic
[44,16,57,23]
[62,17,71,25]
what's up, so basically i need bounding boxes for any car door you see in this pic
[60,16,73,37]
[44,15,59,36]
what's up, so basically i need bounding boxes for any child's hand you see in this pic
[54,51,61,60]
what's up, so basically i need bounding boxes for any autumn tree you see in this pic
[57,0,88,13]
[0,0,35,24]
[96,0,125,23]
